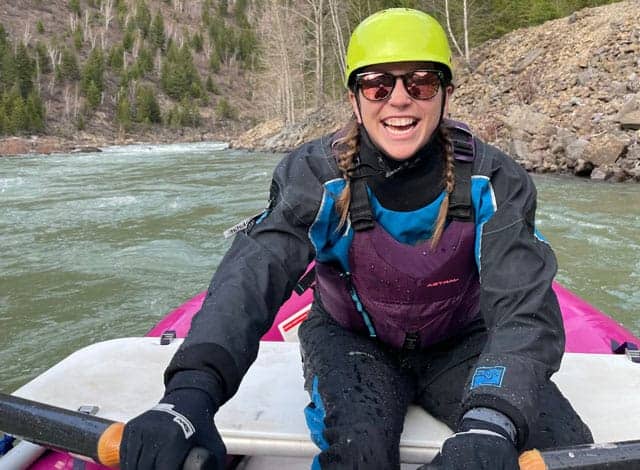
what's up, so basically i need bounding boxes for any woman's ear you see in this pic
[348,90,362,124]
[443,85,454,116]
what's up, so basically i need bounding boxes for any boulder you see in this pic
[504,105,552,136]
[584,135,628,167]
[0,137,30,156]
[619,111,640,130]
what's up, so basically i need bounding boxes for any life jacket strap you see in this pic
[350,175,375,231]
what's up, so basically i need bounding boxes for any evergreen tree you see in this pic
[205,75,219,94]
[160,43,203,100]
[202,0,212,26]
[150,11,166,51]
[73,27,84,51]
[209,47,221,73]
[191,32,204,53]
[69,0,81,17]
[86,80,102,109]
[122,28,135,52]
[108,45,125,70]
[237,26,258,68]
[1,43,17,94]
[25,91,45,132]
[135,0,152,38]
[57,48,81,82]
[218,0,228,16]
[116,91,132,130]
[35,41,51,74]
[133,46,154,77]
[134,84,161,123]
[215,97,236,120]
[14,42,35,98]
[0,24,8,50]
[208,17,234,62]
[82,47,105,95]
[8,86,27,133]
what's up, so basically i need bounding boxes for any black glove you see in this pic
[424,418,519,470]
[120,387,226,470]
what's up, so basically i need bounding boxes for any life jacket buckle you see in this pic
[402,332,419,350]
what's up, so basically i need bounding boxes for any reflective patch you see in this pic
[470,366,506,390]
[152,403,195,439]
[223,210,267,238]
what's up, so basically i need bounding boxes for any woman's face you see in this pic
[349,61,453,161]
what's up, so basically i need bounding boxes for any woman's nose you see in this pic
[387,77,412,106]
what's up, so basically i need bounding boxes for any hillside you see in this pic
[0,1,638,181]
[232,1,640,182]
[0,0,258,152]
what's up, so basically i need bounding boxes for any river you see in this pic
[1,142,639,394]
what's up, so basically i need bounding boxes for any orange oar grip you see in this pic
[519,449,547,470]
[97,421,125,468]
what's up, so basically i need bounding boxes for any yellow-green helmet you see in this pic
[345,8,453,87]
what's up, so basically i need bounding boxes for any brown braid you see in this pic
[332,117,360,229]
[333,119,455,243]
[431,124,456,248]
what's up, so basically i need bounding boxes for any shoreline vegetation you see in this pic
[1,1,639,181]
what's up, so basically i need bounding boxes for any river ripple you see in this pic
[1,143,638,393]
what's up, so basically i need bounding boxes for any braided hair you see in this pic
[332,118,456,248]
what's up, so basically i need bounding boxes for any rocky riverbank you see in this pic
[231,1,640,182]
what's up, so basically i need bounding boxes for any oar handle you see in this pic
[96,422,215,469]
[518,449,546,470]
[424,444,640,470]
[418,452,544,470]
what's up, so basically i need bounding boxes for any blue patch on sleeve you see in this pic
[471,366,506,390]
[305,376,329,451]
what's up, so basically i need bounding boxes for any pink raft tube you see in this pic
[151,281,639,354]
[26,280,639,470]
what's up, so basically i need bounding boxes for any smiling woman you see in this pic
[111,8,595,470]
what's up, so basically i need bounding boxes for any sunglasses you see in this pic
[355,69,444,101]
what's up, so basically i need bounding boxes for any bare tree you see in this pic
[256,0,305,123]
[87,27,98,49]
[84,11,90,42]
[23,23,31,45]
[287,0,327,108]
[47,45,60,92]
[444,0,464,59]
[327,0,346,80]
[64,85,72,117]
[443,0,480,66]
[69,14,78,33]
[103,0,114,31]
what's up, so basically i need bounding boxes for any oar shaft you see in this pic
[0,392,214,469]
[0,392,112,462]
[520,440,640,470]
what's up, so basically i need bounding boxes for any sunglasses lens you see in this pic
[405,71,440,100]
[358,73,395,101]
[357,70,441,101]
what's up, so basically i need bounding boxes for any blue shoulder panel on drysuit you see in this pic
[309,180,446,272]
[470,175,497,272]
[310,177,502,273]
[309,179,353,271]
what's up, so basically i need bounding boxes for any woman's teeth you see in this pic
[383,118,417,133]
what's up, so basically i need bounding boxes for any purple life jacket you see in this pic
[315,120,481,350]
